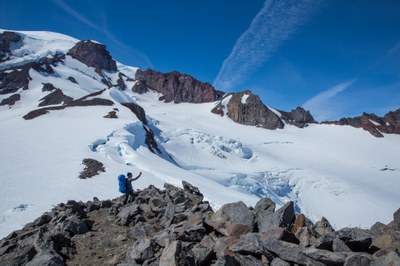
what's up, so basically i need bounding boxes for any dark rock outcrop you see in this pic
[223,90,284,130]
[38,87,73,107]
[23,89,113,120]
[212,91,318,130]
[0,31,21,62]
[323,109,400,137]
[0,93,20,106]
[67,40,117,73]
[0,65,31,94]
[279,107,317,128]
[1,182,399,265]
[78,158,105,179]
[134,68,219,103]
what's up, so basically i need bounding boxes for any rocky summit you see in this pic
[1,182,399,266]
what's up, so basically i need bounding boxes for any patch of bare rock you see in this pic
[0,182,399,265]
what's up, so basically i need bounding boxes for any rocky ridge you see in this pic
[133,68,222,103]
[323,109,400,138]
[1,182,399,265]
[212,91,316,129]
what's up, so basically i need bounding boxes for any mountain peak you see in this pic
[67,40,117,73]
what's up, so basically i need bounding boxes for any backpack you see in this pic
[118,174,127,193]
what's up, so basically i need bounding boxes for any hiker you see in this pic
[118,172,142,204]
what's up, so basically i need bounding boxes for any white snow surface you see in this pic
[1,30,400,238]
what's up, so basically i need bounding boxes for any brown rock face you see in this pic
[134,69,218,103]
[225,91,284,130]
[0,31,21,62]
[323,109,400,137]
[67,40,117,72]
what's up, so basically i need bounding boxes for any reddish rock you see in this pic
[134,68,218,103]
[323,109,400,137]
[226,91,284,130]
[67,40,117,72]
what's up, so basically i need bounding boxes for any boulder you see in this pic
[258,201,295,232]
[303,247,348,265]
[372,251,400,266]
[336,227,372,252]
[344,253,373,266]
[313,217,335,237]
[205,201,255,237]
[127,239,160,264]
[159,240,194,266]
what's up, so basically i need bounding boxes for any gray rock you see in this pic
[336,227,372,252]
[254,198,276,224]
[258,201,295,232]
[231,253,265,266]
[313,217,335,237]
[296,226,318,247]
[344,253,373,266]
[260,228,300,245]
[303,247,348,265]
[271,257,291,266]
[372,251,400,266]
[230,233,265,255]
[127,239,159,263]
[63,215,89,236]
[262,239,321,265]
[205,201,254,237]
[192,242,214,265]
[116,204,140,226]
[332,236,352,252]
[159,240,194,266]
[25,253,64,266]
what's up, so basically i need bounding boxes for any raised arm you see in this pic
[132,172,142,181]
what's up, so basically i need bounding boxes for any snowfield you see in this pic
[1,30,400,238]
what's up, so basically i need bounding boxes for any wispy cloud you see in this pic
[52,0,103,32]
[51,0,153,68]
[303,79,357,121]
[213,0,323,91]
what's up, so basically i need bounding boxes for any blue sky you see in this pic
[1,0,399,121]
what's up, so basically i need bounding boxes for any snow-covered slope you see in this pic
[1,29,399,238]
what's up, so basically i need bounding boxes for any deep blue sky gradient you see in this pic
[1,0,399,120]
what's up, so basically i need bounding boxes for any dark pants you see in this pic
[124,190,135,204]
